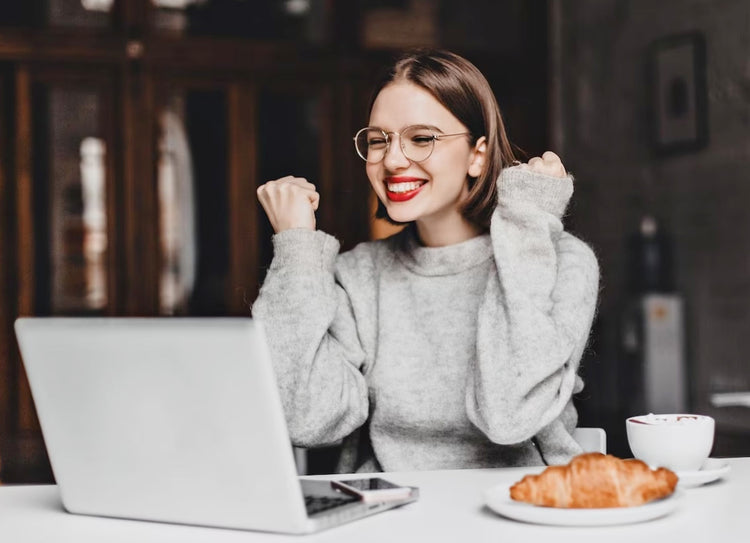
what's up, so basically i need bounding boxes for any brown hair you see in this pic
[369,49,517,230]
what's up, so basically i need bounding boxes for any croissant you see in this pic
[510,452,677,508]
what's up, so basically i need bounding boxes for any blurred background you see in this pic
[0,0,748,483]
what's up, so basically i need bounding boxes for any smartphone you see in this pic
[331,477,414,503]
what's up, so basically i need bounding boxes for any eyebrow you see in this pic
[371,124,445,134]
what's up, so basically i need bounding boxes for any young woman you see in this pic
[253,49,599,473]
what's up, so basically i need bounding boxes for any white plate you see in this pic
[484,484,683,526]
[676,458,731,488]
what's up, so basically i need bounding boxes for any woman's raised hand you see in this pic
[256,176,320,233]
[519,151,566,178]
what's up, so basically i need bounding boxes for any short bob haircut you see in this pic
[369,49,518,231]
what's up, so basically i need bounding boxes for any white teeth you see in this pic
[387,181,424,193]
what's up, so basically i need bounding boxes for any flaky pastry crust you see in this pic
[509,452,678,508]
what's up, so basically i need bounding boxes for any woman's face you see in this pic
[366,82,485,239]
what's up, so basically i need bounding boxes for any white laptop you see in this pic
[14,317,417,534]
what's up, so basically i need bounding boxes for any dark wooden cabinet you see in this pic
[0,2,378,482]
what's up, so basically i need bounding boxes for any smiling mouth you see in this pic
[385,177,427,201]
[387,180,424,193]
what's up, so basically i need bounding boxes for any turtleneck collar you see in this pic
[394,225,492,277]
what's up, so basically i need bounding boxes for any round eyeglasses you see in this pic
[353,125,471,164]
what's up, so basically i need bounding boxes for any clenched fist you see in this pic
[256,176,320,233]
[518,151,566,178]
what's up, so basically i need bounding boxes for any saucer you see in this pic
[676,458,730,488]
[484,485,683,526]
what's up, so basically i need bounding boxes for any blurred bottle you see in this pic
[627,216,674,294]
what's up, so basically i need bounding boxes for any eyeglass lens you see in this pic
[355,126,437,163]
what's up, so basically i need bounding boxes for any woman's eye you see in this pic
[368,138,387,148]
[410,135,434,146]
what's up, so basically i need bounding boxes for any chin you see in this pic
[383,207,419,224]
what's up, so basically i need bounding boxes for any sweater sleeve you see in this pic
[251,228,369,447]
[465,166,599,445]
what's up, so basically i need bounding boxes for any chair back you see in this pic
[572,427,607,453]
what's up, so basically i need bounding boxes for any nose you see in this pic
[382,134,410,170]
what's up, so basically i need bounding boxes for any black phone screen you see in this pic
[337,478,402,491]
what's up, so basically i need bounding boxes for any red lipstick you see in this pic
[384,176,427,202]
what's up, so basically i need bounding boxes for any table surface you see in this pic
[1,457,747,543]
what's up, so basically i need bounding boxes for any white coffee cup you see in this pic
[626,413,715,472]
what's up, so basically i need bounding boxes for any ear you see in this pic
[468,136,487,178]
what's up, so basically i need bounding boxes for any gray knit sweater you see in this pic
[252,166,599,472]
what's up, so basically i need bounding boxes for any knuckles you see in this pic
[524,151,565,177]
[257,177,319,206]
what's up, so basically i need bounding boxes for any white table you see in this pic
[1,458,747,543]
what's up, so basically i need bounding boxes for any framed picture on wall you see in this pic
[650,32,708,155]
